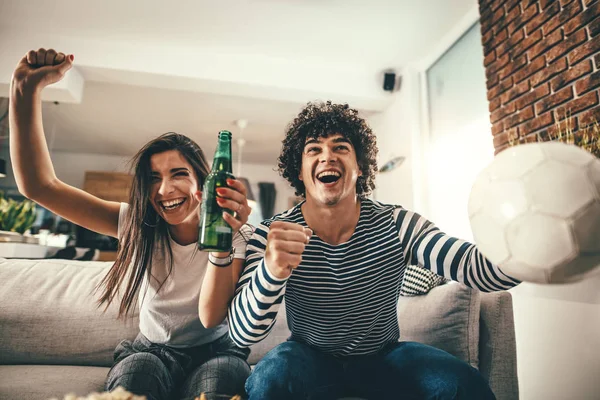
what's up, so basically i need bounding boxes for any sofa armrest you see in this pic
[479,291,519,400]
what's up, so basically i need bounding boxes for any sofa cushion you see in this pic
[0,365,109,400]
[0,258,139,367]
[397,282,480,368]
[400,265,448,296]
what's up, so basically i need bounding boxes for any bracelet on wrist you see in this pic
[208,248,234,267]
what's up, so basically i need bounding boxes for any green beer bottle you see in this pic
[198,130,235,251]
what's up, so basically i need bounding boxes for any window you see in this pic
[423,21,493,240]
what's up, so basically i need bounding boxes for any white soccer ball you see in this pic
[468,141,600,284]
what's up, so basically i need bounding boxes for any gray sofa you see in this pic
[0,258,519,400]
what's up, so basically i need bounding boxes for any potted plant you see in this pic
[508,110,600,156]
[0,191,37,242]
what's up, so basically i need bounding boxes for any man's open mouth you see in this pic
[316,170,341,184]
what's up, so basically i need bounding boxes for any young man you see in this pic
[228,102,519,399]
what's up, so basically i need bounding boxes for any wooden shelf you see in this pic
[83,171,133,203]
[97,250,118,261]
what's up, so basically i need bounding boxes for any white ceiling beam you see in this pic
[0,31,392,111]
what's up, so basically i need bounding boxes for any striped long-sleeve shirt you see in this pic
[228,198,520,357]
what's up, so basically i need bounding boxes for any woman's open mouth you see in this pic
[160,198,186,211]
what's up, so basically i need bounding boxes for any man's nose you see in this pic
[319,148,337,163]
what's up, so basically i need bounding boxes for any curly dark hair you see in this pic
[278,101,378,197]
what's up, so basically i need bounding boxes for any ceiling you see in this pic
[38,81,308,166]
[0,0,478,164]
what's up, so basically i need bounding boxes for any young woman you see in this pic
[9,48,252,400]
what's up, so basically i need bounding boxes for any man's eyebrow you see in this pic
[304,136,350,145]
[304,138,320,146]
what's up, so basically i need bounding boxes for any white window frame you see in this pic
[411,5,482,220]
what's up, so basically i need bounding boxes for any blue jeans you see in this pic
[246,341,495,400]
[106,333,250,400]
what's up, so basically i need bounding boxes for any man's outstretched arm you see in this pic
[395,208,520,292]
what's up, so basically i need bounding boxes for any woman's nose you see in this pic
[157,179,173,195]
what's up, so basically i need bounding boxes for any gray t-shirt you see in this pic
[118,202,250,348]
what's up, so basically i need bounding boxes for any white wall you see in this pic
[51,151,131,188]
[368,69,419,211]
[510,278,600,400]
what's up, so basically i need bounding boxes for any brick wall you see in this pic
[479,0,600,153]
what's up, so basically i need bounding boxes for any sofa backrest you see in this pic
[0,258,517,400]
[0,258,138,367]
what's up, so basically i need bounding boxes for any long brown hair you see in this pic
[96,132,210,318]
